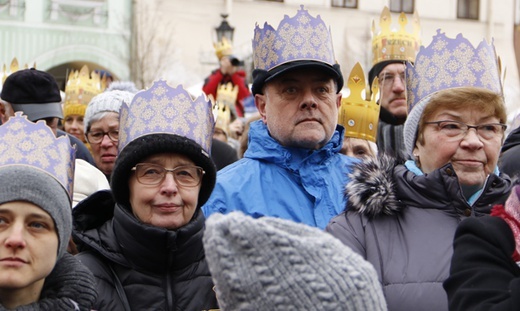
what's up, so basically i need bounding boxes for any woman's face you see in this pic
[414,106,504,187]
[129,152,201,230]
[63,114,85,142]
[0,201,58,307]
[87,113,119,176]
[340,137,376,159]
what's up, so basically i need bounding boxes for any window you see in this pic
[331,0,358,8]
[389,0,414,13]
[458,0,479,20]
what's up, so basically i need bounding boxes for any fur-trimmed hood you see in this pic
[345,154,403,217]
[345,154,515,219]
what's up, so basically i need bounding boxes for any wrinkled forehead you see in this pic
[379,63,406,76]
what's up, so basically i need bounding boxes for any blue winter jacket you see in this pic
[202,120,356,229]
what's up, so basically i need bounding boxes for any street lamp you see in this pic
[215,13,235,42]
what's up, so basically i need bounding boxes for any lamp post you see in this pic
[215,13,235,42]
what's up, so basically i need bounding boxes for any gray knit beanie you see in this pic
[203,212,387,311]
[84,90,134,132]
[403,94,433,159]
[0,166,72,260]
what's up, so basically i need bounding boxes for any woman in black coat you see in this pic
[444,184,520,310]
[73,81,219,311]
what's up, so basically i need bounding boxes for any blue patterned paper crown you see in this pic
[406,30,503,112]
[0,112,75,200]
[252,5,336,71]
[118,80,215,154]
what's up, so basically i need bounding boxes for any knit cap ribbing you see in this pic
[203,212,387,311]
[83,90,134,132]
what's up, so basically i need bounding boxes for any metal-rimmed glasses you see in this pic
[378,72,406,88]
[131,163,205,187]
[86,130,119,144]
[424,120,507,141]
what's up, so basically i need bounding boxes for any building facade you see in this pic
[1,0,519,120]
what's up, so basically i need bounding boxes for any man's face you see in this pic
[0,100,14,125]
[255,68,341,150]
[378,63,407,119]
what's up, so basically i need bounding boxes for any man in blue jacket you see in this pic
[202,6,356,229]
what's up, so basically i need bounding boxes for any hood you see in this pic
[345,154,404,217]
[245,120,344,167]
[501,126,520,153]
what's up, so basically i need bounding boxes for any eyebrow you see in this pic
[435,112,498,123]
[0,209,52,220]
[144,158,193,166]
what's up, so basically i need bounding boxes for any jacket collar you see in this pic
[244,120,344,169]
[346,154,513,218]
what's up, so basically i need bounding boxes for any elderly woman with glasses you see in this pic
[326,31,514,311]
[84,86,136,179]
[72,81,219,310]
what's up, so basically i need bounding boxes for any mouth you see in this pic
[154,203,182,212]
[100,154,116,162]
[0,257,27,266]
[390,98,406,104]
[454,159,484,167]
[297,118,321,125]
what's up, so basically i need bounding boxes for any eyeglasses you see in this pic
[424,120,507,141]
[131,163,205,187]
[379,72,406,88]
[86,130,119,144]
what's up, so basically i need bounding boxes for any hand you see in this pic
[228,118,245,139]
[220,56,237,75]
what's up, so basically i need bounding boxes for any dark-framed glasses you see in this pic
[86,130,119,144]
[425,120,507,141]
[131,163,205,187]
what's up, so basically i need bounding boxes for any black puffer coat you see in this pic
[72,190,218,311]
[326,155,513,311]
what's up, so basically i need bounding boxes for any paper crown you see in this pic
[0,112,75,200]
[118,80,215,154]
[216,82,238,108]
[406,30,503,112]
[371,6,421,66]
[63,65,107,117]
[212,82,238,135]
[214,37,234,60]
[339,63,380,142]
[212,101,231,136]
[253,5,336,71]
[1,58,35,85]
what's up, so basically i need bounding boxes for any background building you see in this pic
[1,0,519,122]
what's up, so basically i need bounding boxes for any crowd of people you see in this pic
[0,4,519,311]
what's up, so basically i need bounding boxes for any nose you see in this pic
[160,172,179,195]
[299,89,318,110]
[392,76,405,93]
[4,224,26,250]
[460,127,484,149]
[100,134,115,147]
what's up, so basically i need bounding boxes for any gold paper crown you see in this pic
[371,6,421,65]
[211,83,238,135]
[64,65,107,108]
[212,101,231,136]
[216,82,239,108]
[1,58,35,85]
[338,63,380,142]
[214,37,234,60]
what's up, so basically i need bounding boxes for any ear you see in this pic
[335,92,342,108]
[412,145,421,163]
[255,94,268,123]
